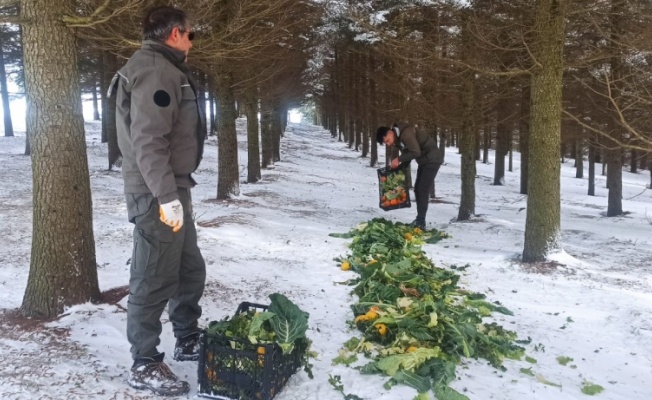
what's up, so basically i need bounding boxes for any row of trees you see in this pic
[7,0,652,319]
[312,0,652,262]
[1,0,323,319]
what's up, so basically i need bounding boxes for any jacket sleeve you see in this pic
[398,127,421,163]
[129,65,181,204]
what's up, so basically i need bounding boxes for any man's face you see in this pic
[167,23,194,56]
[383,130,396,146]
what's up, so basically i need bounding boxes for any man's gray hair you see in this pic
[143,6,187,41]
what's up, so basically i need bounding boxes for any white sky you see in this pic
[0,98,303,131]
[1,116,651,399]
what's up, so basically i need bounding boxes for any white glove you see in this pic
[159,199,184,232]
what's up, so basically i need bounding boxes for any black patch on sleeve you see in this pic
[153,90,171,107]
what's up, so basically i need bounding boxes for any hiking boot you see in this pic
[410,218,426,230]
[127,352,189,396]
[173,331,201,362]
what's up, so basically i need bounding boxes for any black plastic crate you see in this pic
[198,302,307,400]
[377,166,411,211]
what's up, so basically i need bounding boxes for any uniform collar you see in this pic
[142,40,187,65]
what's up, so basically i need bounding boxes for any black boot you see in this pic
[410,218,426,230]
[127,352,189,396]
[173,331,201,361]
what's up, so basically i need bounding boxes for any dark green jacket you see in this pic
[395,121,442,165]
[113,40,205,203]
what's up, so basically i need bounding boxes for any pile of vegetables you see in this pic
[202,293,314,399]
[379,170,409,208]
[330,219,525,400]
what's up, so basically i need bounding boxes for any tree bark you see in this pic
[215,69,239,199]
[19,0,100,318]
[606,0,624,217]
[101,52,119,170]
[208,86,215,136]
[494,98,509,185]
[522,0,566,262]
[519,84,530,194]
[369,57,378,167]
[260,96,273,168]
[271,101,282,162]
[482,125,489,164]
[245,87,261,183]
[457,13,476,221]
[360,54,369,158]
[575,138,584,178]
[588,141,595,196]
[0,29,14,137]
[606,147,623,216]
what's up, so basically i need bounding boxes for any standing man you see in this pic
[376,122,443,229]
[112,6,206,396]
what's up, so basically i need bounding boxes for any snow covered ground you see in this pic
[1,118,651,400]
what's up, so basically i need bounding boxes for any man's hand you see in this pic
[159,199,184,232]
[390,158,400,169]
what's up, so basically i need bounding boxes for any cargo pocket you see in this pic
[130,227,177,301]
[130,195,175,286]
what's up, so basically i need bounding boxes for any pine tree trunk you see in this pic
[245,88,261,183]
[606,1,624,216]
[0,30,14,137]
[494,97,509,185]
[369,56,378,167]
[101,52,119,170]
[215,70,239,199]
[457,13,476,221]
[361,54,369,158]
[92,81,100,121]
[347,114,354,149]
[475,129,481,161]
[271,102,282,162]
[520,84,530,195]
[522,0,566,262]
[482,126,489,164]
[508,143,513,172]
[458,74,476,220]
[260,97,273,168]
[575,138,584,178]
[606,148,623,216]
[588,141,595,196]
[20,0,100,318]
[208,84,215,136]
[196,72,207,139]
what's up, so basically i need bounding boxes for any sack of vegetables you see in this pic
[377,166,411,211]
[198,294,313,400]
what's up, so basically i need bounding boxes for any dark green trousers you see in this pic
[414,162,441,223]
[125,188,206,359]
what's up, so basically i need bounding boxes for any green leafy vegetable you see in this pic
[581,382,605,395]
[557,356,574,366]
[268,293,309,354]
[330,218,524,398]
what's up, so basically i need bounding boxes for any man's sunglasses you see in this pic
[179,28,195,41]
